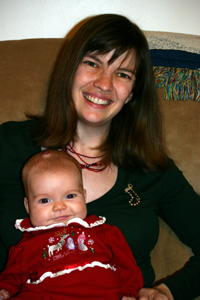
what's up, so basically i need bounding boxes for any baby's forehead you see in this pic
[34,159,79,174]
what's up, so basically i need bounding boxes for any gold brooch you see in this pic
[124,184,141,206]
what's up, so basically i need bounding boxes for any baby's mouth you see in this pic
[83,93,111,106]
[54,215,72,221]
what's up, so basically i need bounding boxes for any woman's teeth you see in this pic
[84,93,110,105]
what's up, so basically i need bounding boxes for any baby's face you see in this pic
[24,164,87,227]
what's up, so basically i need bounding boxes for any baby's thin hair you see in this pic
[22,150,82,193]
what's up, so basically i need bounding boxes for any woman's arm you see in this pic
[0,120,40,271]
[158,165,200,299]
[122,165,200,300]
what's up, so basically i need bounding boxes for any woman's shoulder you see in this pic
[118,162,194,196]
[0,119,40,158]
[0,119,36,134]
[0,119,36,143]
[119,160,178,181]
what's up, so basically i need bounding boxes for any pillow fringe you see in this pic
[153,66,200,102]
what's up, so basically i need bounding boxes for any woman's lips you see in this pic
[83,93,111,106]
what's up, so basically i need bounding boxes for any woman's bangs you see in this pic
[85,37,134,65]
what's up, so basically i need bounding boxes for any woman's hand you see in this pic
[0,289,10,299]
[137,284,174,300]
[121,283,173,300]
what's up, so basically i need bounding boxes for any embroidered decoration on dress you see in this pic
[124,184,141,206]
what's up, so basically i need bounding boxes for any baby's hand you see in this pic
[0,289,10,299]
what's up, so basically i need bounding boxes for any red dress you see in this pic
[0,215,143,299]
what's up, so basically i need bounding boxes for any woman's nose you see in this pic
[93,71,113,92]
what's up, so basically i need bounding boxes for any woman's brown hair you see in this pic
[33,14,170,171]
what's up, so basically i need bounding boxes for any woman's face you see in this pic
[72,49,136,128]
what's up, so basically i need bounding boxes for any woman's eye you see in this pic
[118,73,131,80]
[39,198,50,204]
[66,194,75,199]
[83,60,97,68]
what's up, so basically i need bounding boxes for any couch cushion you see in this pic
[159,89,200,196]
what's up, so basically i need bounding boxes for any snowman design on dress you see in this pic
[77,232,88,251]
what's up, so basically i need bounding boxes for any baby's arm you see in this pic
[0,289,10,299]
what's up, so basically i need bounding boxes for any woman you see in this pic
[0,14,200,300]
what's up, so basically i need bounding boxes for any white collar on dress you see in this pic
[15,216,106,232]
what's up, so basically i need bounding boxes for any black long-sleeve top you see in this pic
[0,120,200,299]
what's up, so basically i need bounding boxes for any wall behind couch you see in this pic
[0,0,200,41]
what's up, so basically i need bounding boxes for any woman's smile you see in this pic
[83,92,111,106]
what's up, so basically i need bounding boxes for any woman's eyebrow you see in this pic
[84,53,136,74]
[118,67,136,74]
[84,54,101,63]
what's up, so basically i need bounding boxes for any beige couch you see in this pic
[0,32,200,298]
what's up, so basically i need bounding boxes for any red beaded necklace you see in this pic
[62,145,110,172]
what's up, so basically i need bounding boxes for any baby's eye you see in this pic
[83,60,97,68]
[39,198,50,204]
[117,73,131,80]
[66,194,75,199]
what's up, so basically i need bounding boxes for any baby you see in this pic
[0,150,143,300]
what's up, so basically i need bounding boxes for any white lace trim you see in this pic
[15,216,106,232]
[87,216,106,227]
[26,261,116,284]
[15,219,66,232]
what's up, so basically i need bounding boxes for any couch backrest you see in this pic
[0,38,64,123]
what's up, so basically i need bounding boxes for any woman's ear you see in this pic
[125,92,133,104]
[24,197,29,214]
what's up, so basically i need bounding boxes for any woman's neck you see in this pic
[74,121,109,156]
